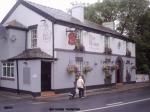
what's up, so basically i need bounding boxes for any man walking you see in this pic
[77,75,85,98]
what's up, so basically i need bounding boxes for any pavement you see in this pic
[0,82,150,102]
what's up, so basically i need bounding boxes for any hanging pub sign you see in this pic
[68,32,76,45]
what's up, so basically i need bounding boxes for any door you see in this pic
[116,57,123,83]
[41,61,51,91]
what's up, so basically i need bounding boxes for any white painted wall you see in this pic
[18,60,41,92]
[54,24,105,53]
[3,4,53,56]
[111,38,126,55]
[3,4,135,57]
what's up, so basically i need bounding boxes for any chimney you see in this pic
[71,3,84,22]
[102,22,115,30]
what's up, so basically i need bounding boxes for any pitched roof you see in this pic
[5,20,28,31]
[1,0,135,43]
[8,48,56,60]
[6,20,27,28]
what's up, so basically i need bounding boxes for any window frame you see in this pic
[29,25,38,48]
[2,62,15,78]
[31,28,37,48]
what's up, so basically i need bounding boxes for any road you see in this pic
[1,87,150,112]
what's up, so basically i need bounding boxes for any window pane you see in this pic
[7,63,11,66]
[11,67,14,77]
[3,67,7,76]
[3,63,6,66]
[10,62,14,66]
[31,29,37,48]
[32,39,37,47]
[7,67,10,77]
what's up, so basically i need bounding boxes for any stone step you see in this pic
[116,83,124,88]
[41,91,56,97]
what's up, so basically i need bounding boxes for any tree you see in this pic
[135,9,150,73]
[84,0,149,38]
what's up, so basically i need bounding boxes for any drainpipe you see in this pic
[52,22,55,58]
[25,31,28,50]
[16,60,20,94]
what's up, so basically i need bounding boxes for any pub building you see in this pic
[0,0,136,96]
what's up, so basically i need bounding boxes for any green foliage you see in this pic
[136,9,150,73]
[84,0,149,37]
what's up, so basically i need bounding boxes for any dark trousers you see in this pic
[78,88,84,98]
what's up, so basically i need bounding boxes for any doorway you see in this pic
[41,61,51,91]
[115,57,123,83]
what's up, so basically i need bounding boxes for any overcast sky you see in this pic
[0,0,98,22]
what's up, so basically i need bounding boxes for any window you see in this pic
[75,57,83,72]
[2,62,14,78]
[104,36,110,48]
[31,28,37,48]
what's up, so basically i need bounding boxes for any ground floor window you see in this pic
[2,62,14,78]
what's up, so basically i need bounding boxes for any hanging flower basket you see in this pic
[103,65,112,84]
[102,65,110,72]
[82,65,93,74]
[67,64,78,74]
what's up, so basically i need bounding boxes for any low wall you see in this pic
[136,74,149,82]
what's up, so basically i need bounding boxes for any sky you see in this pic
[0,0,98,22]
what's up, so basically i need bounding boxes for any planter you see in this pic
[67,64,78,74]
[82,65,93,74]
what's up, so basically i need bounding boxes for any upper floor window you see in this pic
[29,25,38,48]
[31,28,37,48]
[104,36,110,48]
[2,62,14,78]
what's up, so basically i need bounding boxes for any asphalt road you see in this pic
[1,87,150,112]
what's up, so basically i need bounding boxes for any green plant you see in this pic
[67,64,78,74]
[82,65,93,74]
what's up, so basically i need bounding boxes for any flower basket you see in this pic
[104,47,112,54]
[126,49,131,57]
[102,65,110,72]
[82,65,93,74]
[67,64,78,74]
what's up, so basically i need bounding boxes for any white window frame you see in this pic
[31,28,37,48]
[2,62,14,78]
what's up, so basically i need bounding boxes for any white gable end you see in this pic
[3,4,53,56]
[4,4,48,26]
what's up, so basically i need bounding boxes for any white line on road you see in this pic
[31,102,47,105]
[106,102,123,106]
[76,97,150,112]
